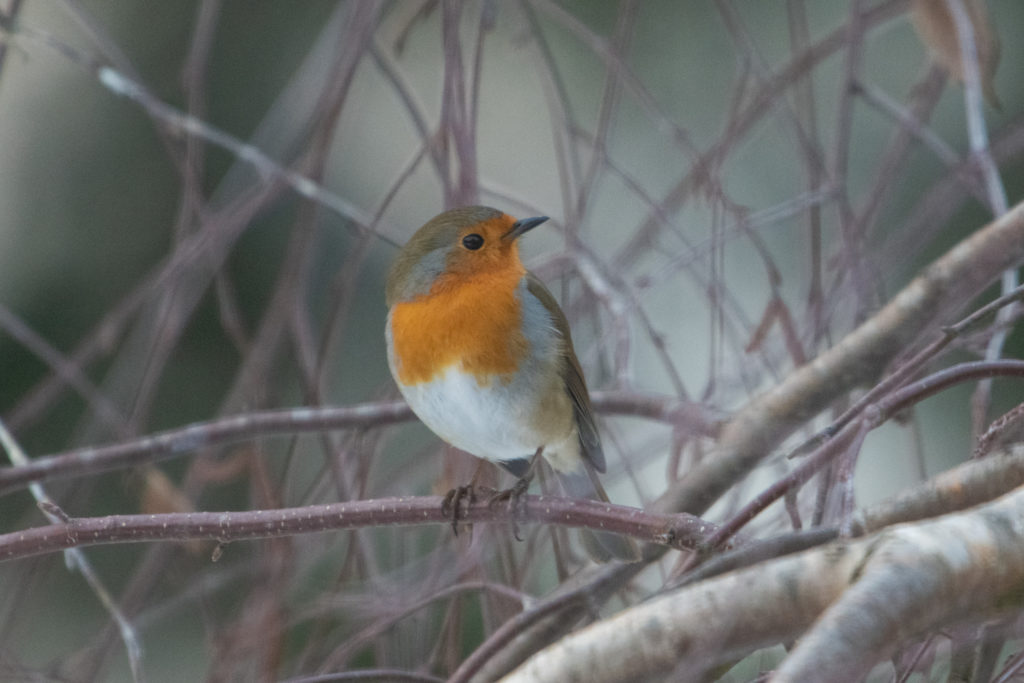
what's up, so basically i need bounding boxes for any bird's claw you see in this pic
[487,477,530,541]
[441,485,477,535]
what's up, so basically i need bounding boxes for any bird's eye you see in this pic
[462,234,484,250]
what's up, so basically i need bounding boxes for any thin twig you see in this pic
[943,0,1014,438]
[0,494,718,563]
[4,22,392,242]
[705,360,1024,550]
[0,419,145,682]
[788,282,1024,460]
[0,391,717,496]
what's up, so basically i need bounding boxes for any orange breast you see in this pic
[389,264,529,386]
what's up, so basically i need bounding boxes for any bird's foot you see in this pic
[441,484,478,535]
[487,477,531,541]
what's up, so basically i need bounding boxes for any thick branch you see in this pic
[661,198,1024,516]
[679,445,1024,587]
[504,483,1024,682]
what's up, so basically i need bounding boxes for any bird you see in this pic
[385,205,639,562]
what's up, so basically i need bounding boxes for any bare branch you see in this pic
[0,494,715,563]
[504,484,1024,682]
[661,198,1024,517]
[0,391,716,496]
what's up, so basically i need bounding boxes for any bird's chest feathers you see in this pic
[390,269,530,386]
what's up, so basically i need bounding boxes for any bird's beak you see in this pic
[504,215,549,242]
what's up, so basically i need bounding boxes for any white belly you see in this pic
[396,364,544,462]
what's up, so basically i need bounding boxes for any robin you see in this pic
[385,205,639,562]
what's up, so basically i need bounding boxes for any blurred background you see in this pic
[0,1,1022,680]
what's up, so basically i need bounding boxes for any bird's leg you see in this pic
[441,458,488,535]
[488,447,544,541]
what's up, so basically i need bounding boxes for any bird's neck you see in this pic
[389,264,529,386]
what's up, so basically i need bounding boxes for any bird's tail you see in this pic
[557,465,640,563]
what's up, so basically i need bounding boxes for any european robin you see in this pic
[385,206,638,562]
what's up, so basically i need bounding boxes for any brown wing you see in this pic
[525,274,606,474]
